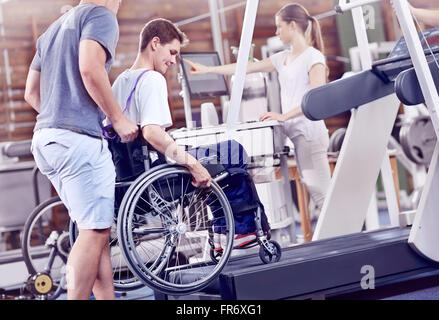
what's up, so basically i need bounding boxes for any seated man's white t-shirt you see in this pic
[111,69,173,129]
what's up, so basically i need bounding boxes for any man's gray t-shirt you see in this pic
[30,3,119,138]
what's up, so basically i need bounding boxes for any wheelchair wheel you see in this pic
[209,248,223,264]
[69,220,144,292]
[259,240,282,264]
[21,196,70,297]
[118,166,234,295]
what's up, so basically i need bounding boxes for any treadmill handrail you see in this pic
[372,47,439,69]
[302,70,394,121]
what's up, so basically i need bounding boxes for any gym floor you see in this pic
[54,212,439,300]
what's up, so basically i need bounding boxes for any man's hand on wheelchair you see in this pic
[189,162,212,188]
[112,116,139,143]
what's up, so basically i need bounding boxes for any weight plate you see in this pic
[333,128,346,153]
[28,273,53,295]
[400,115,437,166]
[328,128,346,153]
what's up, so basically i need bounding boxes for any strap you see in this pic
[122,69,150,114]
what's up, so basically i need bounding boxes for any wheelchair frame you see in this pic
[21,141,281,297]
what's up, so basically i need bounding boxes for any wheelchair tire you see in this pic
[117,166,235,295]
[259,240,282,264]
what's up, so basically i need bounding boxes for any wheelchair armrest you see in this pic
[203,163,225,177]
[213,171,229,183]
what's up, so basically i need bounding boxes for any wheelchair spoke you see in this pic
[168,233,183,283]
[114,246,123,286]
[142,191,174,221]
[151,182,178,215]
[119,167,234,295]
[165,176,176,206]
[150,236,176,275]
[137,195,174,224]
[132,227,168,236]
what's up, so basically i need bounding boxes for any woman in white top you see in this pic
[184,3,331,218]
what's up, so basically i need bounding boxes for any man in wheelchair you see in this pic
[106,18,270,251]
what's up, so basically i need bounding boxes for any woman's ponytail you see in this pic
[309,17,325,55]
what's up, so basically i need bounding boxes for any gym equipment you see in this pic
[20,196,70,299]
[23,166,235,295]
[23,139,282,297]
[395,41,439,106]
[1,140,31,159]
[302,68,395,121]
[168,0,439,301]
[180,52,229,99]
[388,111,429,211]
[25,273,54,297]
[155,227,439,300]
[373,28,439,84]
[399,115,437,166]
[302,28,439,121]
[300,0,439,244]
[328,128,347,154]
[154,1,439,300]
[24,164,235,295]
[384,1,439,263]
[18,0,439,300]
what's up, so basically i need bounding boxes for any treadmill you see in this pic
[154,28,439,301]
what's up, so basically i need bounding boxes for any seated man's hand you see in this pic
[189,162,212,188]
[113,116,139,143]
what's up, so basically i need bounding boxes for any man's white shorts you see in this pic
[32,128,115,230]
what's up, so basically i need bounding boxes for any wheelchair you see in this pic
[22,137,281,297]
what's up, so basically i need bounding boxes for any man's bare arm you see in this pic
[78,39,138,142]
[24,69,41,113]
[142,125,211,187]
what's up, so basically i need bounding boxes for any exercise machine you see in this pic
[155,0,439,300]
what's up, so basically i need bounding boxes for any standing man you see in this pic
[24,0,138,300]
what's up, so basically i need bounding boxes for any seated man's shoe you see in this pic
[213,231,258,250]
[233,232,257,248]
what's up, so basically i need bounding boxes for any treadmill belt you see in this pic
[166,227,439,299]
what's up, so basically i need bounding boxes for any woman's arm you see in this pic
[410,5,439,27]
[260,63,327,122]
[183,57,275,76]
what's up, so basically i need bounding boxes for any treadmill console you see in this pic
[372,28,439,83]
[180,52,229,99]
[388,27,439,59]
